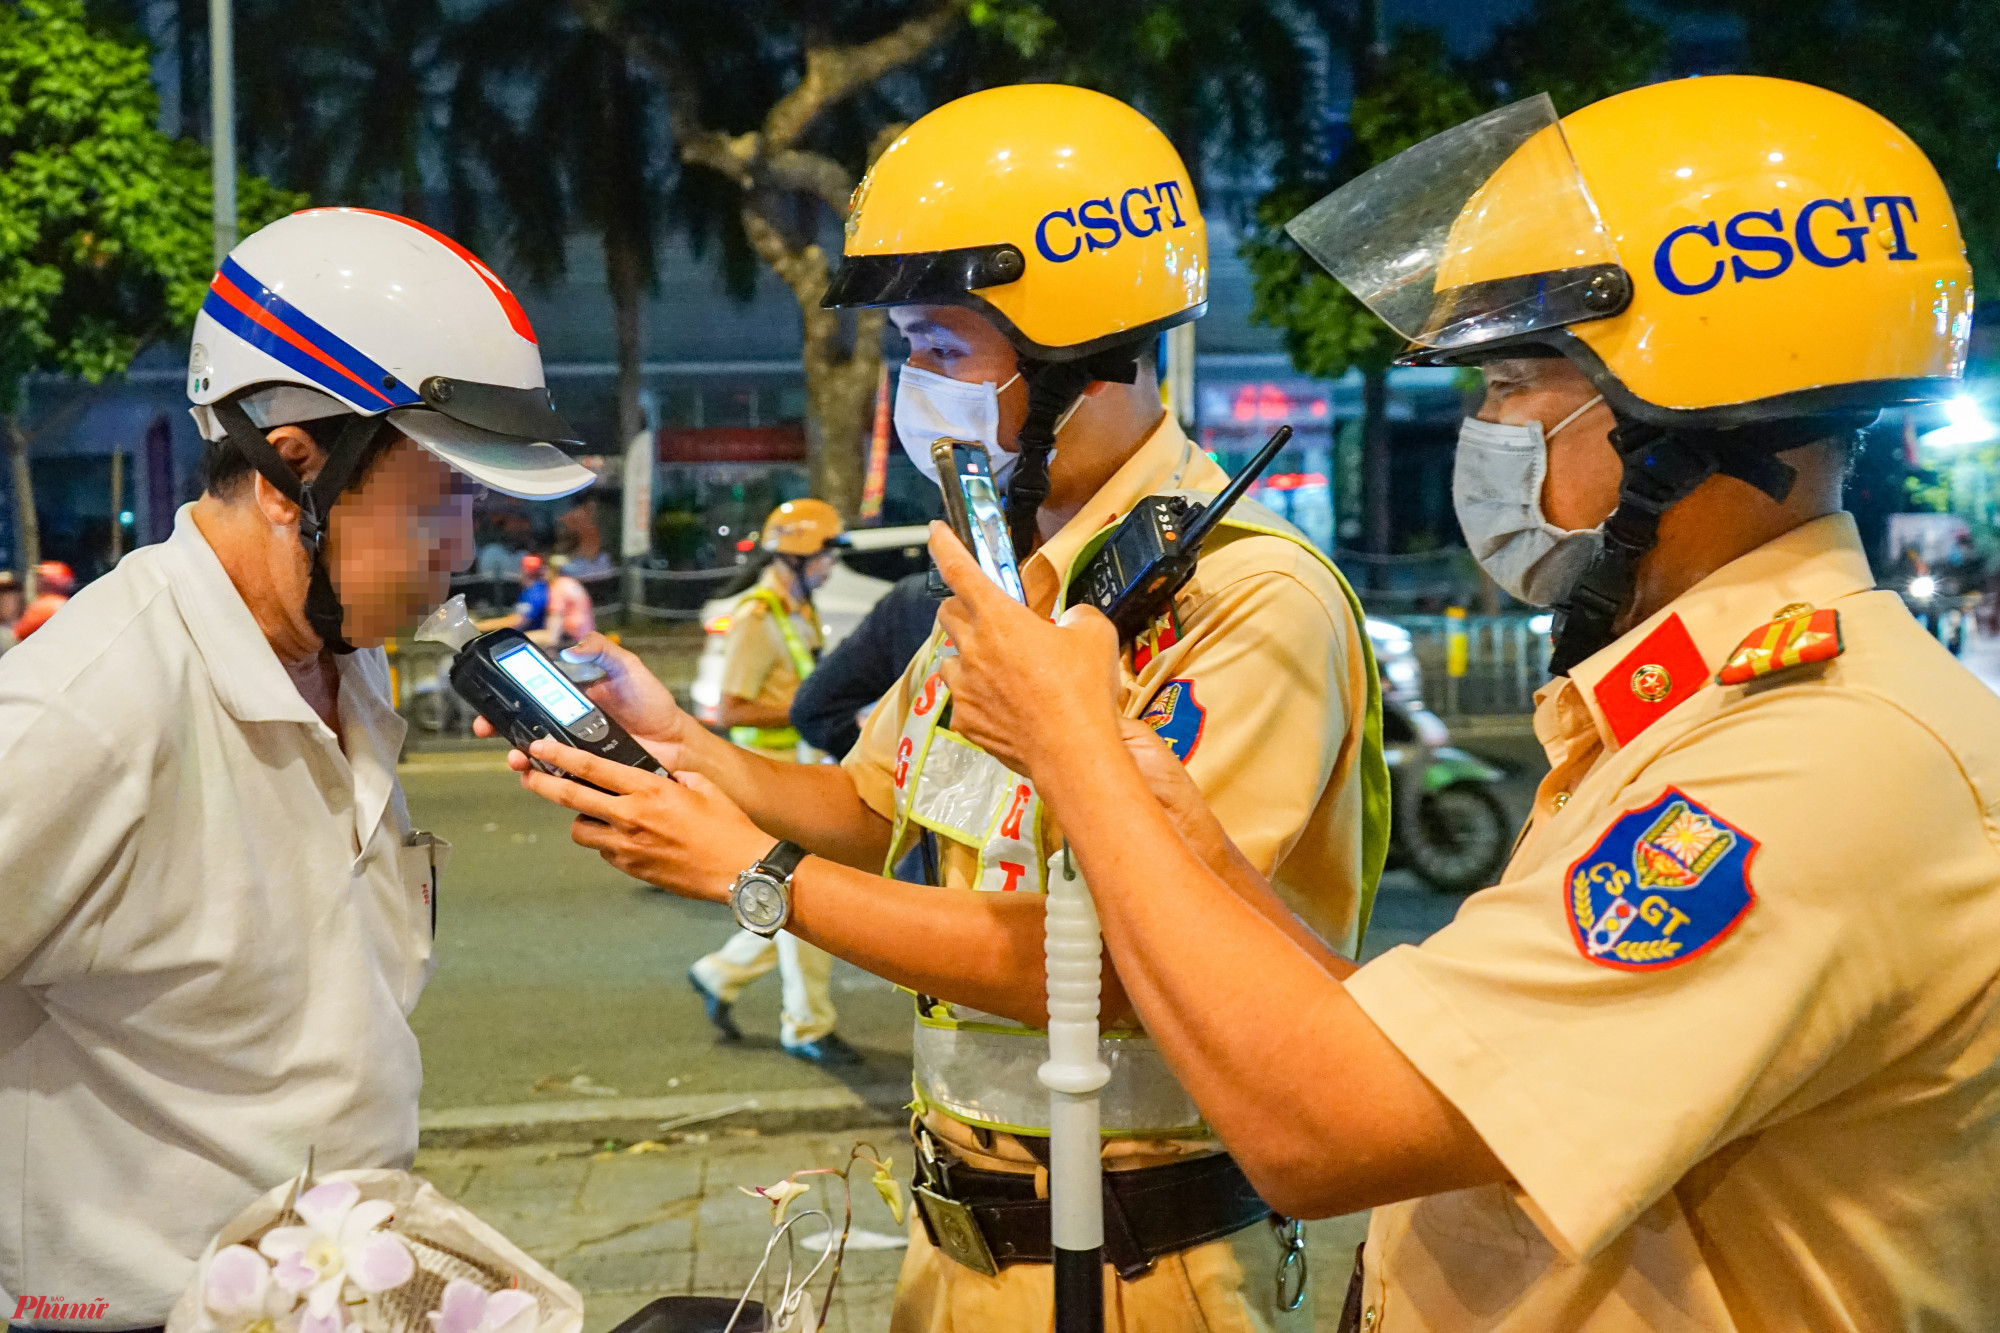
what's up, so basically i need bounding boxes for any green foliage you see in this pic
[0,0,298,410]
[1240,0,1666,384]
[1241,28,1483,381]
[960,0,1334,188]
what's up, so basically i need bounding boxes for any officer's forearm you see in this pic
[716,694,792,730]
[1031,723,1502,1216]
[785,857,1131,1028]
[687,731,895,872]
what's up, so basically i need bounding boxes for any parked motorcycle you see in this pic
[1369,620,1513,894]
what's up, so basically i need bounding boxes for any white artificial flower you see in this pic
[426,1279,539,1333]
[204,1244,300,1333]
[259,1182,416,1333]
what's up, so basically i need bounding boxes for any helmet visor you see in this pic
[1285,94,1629,352]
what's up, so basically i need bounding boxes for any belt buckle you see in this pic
[914,1183,999,1277]
[912,1119,1000,1278]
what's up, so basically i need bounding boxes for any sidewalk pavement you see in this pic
[412,1128,1370,1333]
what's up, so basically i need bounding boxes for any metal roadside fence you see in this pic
[1390,611,1555,717]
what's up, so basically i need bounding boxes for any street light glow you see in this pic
[1921,396,2000,450]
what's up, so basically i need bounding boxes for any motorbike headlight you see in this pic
[1910,575,1938,600]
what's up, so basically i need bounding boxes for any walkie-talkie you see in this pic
[1072,424,1293,643]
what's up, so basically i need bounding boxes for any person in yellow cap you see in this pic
[478,83,1387,1331]
[919,75,2000,1331]
[687,498,861,1066]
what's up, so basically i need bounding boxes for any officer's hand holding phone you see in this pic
[928,523,1124,783]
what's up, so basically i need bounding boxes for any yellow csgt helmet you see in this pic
[1288,75,1972,428]
[822,83,1207,361]
[760,499,845,557]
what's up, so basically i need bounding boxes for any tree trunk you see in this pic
[1361,365,1391,591]
[741,209,876,517]
[6,417,40,599]
[606,227,647,447]
[801,311,882,518]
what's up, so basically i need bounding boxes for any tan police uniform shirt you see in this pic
[845,412,1373,952]
[1344,513,2000,1331]
[720,565,820,718]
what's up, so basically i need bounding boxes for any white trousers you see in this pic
[691,929,837,1046]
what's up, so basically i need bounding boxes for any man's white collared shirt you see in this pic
[0,505,440,1327]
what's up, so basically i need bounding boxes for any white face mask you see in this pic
[1452,394,1606,608]
[894,363,1023,489]
[894,363,1085,495]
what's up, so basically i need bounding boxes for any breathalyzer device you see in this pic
[1071,424,1293,643]
[930,437,1028,604]
[416,595,666,790]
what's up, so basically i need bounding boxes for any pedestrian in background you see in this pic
[789,570,939,760]
[688,499,863,1067]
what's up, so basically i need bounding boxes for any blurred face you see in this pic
[801,550,838,591]
[1476,356,1620,531]
[325,437,479,642]
[889,304,1028,452]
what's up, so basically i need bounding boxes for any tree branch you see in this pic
[763,0,967,152]
[764,149,855,216]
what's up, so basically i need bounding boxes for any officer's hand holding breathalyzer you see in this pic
[468,630,692,769]
[509,738,772,900]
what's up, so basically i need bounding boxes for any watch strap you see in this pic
[755,839,809,882]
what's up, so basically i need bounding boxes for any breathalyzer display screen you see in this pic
[495,641,595,727]
[960,472,1026,603]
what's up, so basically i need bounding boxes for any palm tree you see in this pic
[446,0,672,446]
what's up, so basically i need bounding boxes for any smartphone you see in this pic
[931,438,1027,604]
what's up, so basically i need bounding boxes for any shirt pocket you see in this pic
[397,831,451,1010]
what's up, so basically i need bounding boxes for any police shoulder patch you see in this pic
[1564,789,1758,971]
[1140,678,1205,763]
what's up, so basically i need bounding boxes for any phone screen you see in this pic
[959,470,1027,603]
[495,641,595,727]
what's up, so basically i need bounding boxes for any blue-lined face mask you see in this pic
[1452,394,1606,607]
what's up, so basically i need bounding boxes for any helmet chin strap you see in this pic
[1003,343,1146,560]
[212,398,389,655]
[1547,411,1868,676]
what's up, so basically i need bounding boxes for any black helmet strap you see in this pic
[1545,412,1855,676]
[212,397,389,655]
[1003,343,1145,560]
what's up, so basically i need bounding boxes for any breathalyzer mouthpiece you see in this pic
[415,594,482,653]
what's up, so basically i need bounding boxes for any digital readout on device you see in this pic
[960,472,1026,603]
[494,642,595,727]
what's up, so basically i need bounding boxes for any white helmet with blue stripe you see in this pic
[188,207,595,502]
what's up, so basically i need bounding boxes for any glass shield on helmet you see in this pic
[1285,94,1631,353]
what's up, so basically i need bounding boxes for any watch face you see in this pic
[736,875,788,930]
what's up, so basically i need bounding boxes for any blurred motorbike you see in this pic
[1369,620,1512,894]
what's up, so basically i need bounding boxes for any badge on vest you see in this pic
[1140,678,1206,763]
[1565,789,1757,970]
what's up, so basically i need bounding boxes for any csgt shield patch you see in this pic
[1565,789,1758,971]
[1140,678,1206,764]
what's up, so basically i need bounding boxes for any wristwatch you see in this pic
[730,840,808,937]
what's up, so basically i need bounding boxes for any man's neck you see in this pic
[1035,401,1169,542]
[190,495,343,736]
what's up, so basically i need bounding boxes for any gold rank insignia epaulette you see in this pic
[1717,606,1844,686]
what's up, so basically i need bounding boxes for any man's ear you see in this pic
[251,425,329,530]
[1081,379,1115,398]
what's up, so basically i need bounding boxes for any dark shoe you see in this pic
[687,968,742,1042]
[783,1033,864,1066]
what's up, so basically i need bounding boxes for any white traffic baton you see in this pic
[1040,848,1109,1333]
